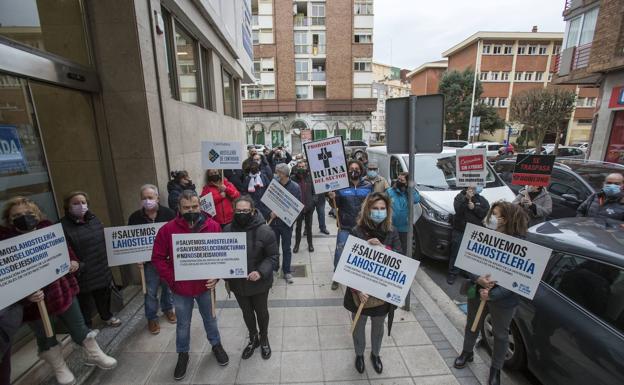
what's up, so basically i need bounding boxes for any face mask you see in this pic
[70,203,88,217]
[182,212,201,224]
[369,209,387,224]
[396,181,406,189]
[250,166,260,174]
[349,171,361,179]
[142,199,158,210]
[208,174,221,182]
[296,168,306,174]
[367,170,378,179]
[475,186,483,194]
[234,212,252,227]
[527,186,538,193]
[13,214,38,232]
[485,216,498,230]
[604,184,621,197]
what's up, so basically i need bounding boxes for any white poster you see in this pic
[172,232,248,280]
[200,193,217,217]
[456,148,487,187]
[454,223,552,300]
[201,141,243,169]
[0,223,71,309]
[332,235,420,307]
[303,136,349,194]
[105,223,166,266]
[260,179,304,227]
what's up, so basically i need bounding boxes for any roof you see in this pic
[442,31,564,57]
[406,60,448,79]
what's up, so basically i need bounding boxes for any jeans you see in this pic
[272,224,293,274]
[352,313,385,356]
[234,291,270,341]
[333,229,351,269]
[77,286,114,328]
[314,197,327,231]
[448,230,463,276]
[173,291,221,353]
[29,298,90,352]
[295,209,313,247]
[144,262,174,320]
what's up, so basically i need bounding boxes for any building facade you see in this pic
[370,62,410,142]
[554,0,624,164]
[406,60,448,96]
[242,0,376,153]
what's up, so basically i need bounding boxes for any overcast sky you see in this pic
[373,0,567,70]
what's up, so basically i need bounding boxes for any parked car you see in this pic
[571,142,589,152]
[480,217,624,385]
[526,145,585,159]
[463,142,504,160]
[344,140,368,160]
[367,146,515,260]
[495,159,624,219]
[443,140,469,148]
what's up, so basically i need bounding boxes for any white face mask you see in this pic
[485,216,498,230]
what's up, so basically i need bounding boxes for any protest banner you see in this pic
[511,154,555,186]
[201,141,243,169]
[200,193,217,217]
[303,136,349,194]
[260,179,304,227]
[456,148,487,187]
[0,223,71,336]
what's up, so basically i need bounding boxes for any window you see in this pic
[294,31,308,53]
[263,87,275,99]
[578,119,593,125]
[517,45,526,55]
[504,45,513,55]
[295,60,309,80]
[201,47,213,110]
[479,98,487,104]
[162,8,177,99]
[565,16,582,49]
[514,71,523,81]
[535,72,543,81]
[354,59,372,72]
[579,8,599,46]
[501,72,510,81]
[271,130,284,147]
[548,72,554,81]
[482,44,491,54]
[259,29,273,44]
[296,85,309,99]
[175,24,200,105]
[498,98,507,107]
[553,45,561,55]
[354,0,373,15]
[538,46,548,55]
[252,30,259,45]
[311,3,325,25]
[491,72,499,81]
[586,97,596,107]
[487,98,495,106]
[524,72,533,81]
[576,97,586,107]
[245,85,261,99]
[354,29,373,43]
[253,60,261,78]
[479,72,488,81]
[493,45,502,54]
[222,68,237,118]
[528,45,537,55]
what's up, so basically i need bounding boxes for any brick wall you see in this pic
[588,0,624,73]
[326,0,353,99]
[426,68,446,94]
[448,44,478,71]
[410,71,428,95]
[274,0,295,100]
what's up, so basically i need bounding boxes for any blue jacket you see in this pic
[335,179,373,230]
[386,187,421,233]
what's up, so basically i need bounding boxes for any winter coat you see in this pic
[452,190,489,232]
[167,180,196,212]
[0,303,22,358]
[291,172,315,212]
[61,213,113,293]
[577,191,624,220]
[224,169,246,194]
[201,178,241,225]
[242,157,273,181]
[242,173,272,219]
[269,179,301,228]
[223,213,279,296]
[127,205,176,226]
[151,213,222,297]
[334,179,373,231]
[513,187,552,227]
[386,186,421,233]
[268,150,292,172]
[365,175,390,194]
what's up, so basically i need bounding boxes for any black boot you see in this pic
[174,352,189,380]
[453,351,474,369]
[355,355,365,373]
[293,242,300,253]
[242,334,259,359]
[308,244,314,252]
[488,367,500,385]
[370,353,383,374]
[260,334,271,359]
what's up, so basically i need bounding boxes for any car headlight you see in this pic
[420,199,452,226]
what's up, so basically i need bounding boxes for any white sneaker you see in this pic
[284,273,294,284]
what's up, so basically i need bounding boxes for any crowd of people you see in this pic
[1,141,623,385]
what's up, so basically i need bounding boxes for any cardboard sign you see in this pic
[200,193,217,217]
[172,232,247,280]
[332,235,420,307]
[201,141,243,169]
[0,223,71,309]
[304,136,349,194]
[0,125,28,175]
[512,154,555,186]
[260,179,304,227]
[105,223,166,266]
[454,223,552,299]
[456,148,487,187]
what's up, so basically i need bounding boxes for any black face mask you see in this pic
[182,212,201,224]
[396,181,406,189]
[250,165,260,174]
[13,214,38,232]
[208,174,221,182]
[349,171,361,179]
[234,212,253,227]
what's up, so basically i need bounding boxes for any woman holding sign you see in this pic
[345,192,402,375]
[1,197,117,385]
[201,169,240,227]
[454,201,528,385]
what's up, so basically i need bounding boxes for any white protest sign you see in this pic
[332,235,420,307]
[172,232,247,280]
[260,179,304,227]
[201,141,243,169]
[303,136,349,194]
[0,223,71,309]
[455,223,552,299]
[200,193,217,217]
[104,223,166,266]
[456,148,487,187]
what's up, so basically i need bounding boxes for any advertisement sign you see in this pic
[260,179,304,227]
[511,154,555,186]
[200,193,217,217]
[303,136,349,194]
[456,148,487,187]
[172,233,247,280]
[201,141,243,169]
[104,223,166,266]
[0,125,27,175]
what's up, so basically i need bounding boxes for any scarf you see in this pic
[248,173,264,193]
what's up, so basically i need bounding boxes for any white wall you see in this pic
[353,15,374,29]
[353,71,374,85]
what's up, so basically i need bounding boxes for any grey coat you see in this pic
[513,187,552,227]
[577,191,624,220]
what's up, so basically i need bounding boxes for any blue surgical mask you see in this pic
[603,184,621,197]
[367,170,378,179]
[475,186,484,194]
[369,209,387,224]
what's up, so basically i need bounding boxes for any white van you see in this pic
[367,146,516,260]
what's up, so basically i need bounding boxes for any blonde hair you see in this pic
[356,192,393,233]
[2,196,44,226]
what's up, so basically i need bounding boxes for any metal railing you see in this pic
[294,16,310,27]
[572,43,592,70]
[311,71,326,81]
[295,45,310,54]
[563,0,572,13]
[312,44,326,55]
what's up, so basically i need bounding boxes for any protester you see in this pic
[167,171,196,211]
[345,192,401,374]
[243,161,271,217]
[2,197,117,385]
[152,190,229,380]
[386,172,421,252]
[364,161,389,193]
[328,160,373,290]
[127,184,177,334]
[201,169,241,227]
[577,173,624,220]
[268,146,292,172]
[454,201,528,385]
[224,169,246,194]
[243,149,273,180]
[291,159,315,253]
[224,196,279,360]
[61,191,122,329]
[314,192,330,235]
[358,152,369,171]
[0,303,22,384]
[447,185,489,284]
[289,153,305,170]
[512,185,552,226]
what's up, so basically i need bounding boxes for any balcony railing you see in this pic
[294,16,310,27]
[295,45,310,54]
[312,44,326,55]
[563,0,572,13]
[553,54,561,73]
[311,71,326,81]
[572,43,592,70]
[311,17,325,26]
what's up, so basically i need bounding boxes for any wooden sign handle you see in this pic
[138,264,146,295]
[267,217,274,225]
[471,299,486,333]
[37,301,54,338]
[350,299,366,334]
[211,288,217,318]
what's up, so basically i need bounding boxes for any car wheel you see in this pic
[411,229,424,261]
[479,310,526,370]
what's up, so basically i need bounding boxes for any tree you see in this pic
[509,88,577,151]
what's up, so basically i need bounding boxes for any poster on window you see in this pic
[456,148,487,187]
[201,141,243,169]
[304,136,349,194]
[0,125,28,175]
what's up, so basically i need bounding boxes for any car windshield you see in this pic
[402,154,502,190]
[561,162,624,190]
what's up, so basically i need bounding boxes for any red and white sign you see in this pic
[456,148,487,187]
[608,86,624,109]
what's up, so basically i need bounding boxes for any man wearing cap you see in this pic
[364,161,389,193]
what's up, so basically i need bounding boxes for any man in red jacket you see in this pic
[152,190,229,381]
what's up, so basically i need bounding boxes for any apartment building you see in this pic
[554,0,624,164]
[242,0,376,153]
[370,62,411,142]
[406,60,448,96]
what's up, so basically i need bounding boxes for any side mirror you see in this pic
[561,193,580,203]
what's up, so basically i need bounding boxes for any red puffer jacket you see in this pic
[151,213,222,296]
[200,178,240,225]
[0,220,80,322]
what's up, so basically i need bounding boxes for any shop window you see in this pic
[350,129,363,140]
[271,131,284,147]
[175,24,200,105]
[313,129,327,140]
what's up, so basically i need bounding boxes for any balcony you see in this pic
[311,71,326,81]
[312,44,326,55]
[572,43,592,70]
[294,16,310,27]
[311,17,325,26]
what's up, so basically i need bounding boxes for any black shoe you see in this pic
[488,367,501,385]
[308,245,314,252]
[242,335,259,360]
[174,352,189,380]
[355,355,365,373]
[370,353,383,374]
[447,273,457,285]
[320,228,330,235]
[260,342,271,359]
[453,351,474,369]
[303,230,307,236]
[331,281,339,291]
[212,343,229,366]
[293,243,300,253]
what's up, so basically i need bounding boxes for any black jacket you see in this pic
[167,181,196,212]
[224,213,279,296]
[61,212,113,292]
[0,303,22,358]
[224,169,246,193]
[242,156,273,182]
[577,191,624,220]
[127,205,176,226]
[453,190,490,232]
[334,179,373,231]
